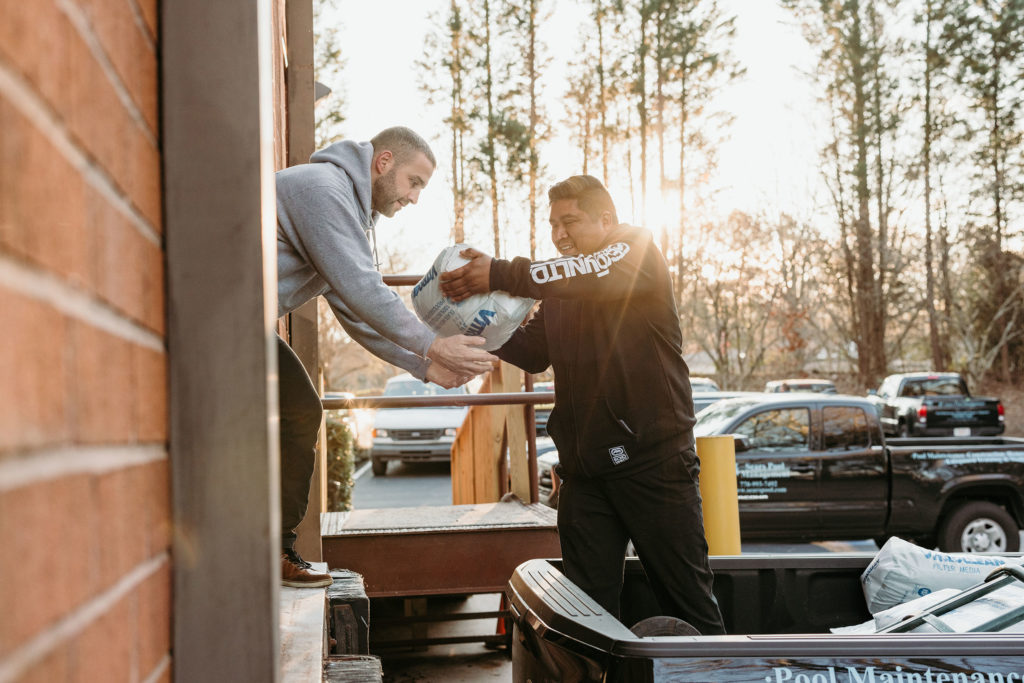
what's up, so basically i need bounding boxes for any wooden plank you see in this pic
[507,401,529,501]
[163,1,280,680]
[280,564,328,683]
[321,503,560,597]
[323,502,556,534]
[450,417,474,504]
[472,405,500,503]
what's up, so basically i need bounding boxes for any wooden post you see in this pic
[450,363,526,504]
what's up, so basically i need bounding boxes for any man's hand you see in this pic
[425,362,469,389]
[427,334,498,376]
[439,247,493,302]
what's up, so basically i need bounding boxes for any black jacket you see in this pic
[491,224,696,479]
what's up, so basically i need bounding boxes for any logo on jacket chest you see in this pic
[530,242,631,284]
[609,445,630,465]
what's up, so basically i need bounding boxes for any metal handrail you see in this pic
[322,392,554,411]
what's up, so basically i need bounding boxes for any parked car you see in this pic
[689,376,721,393]
[764,378,837,393]
[369,374,469,476]
[868,372,1004,437]
[530,381,555,436]
[535,437,560,506]
[693,390,753,414]
[693,393,1024,551]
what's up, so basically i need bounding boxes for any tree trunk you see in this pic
[851,6,878,386]
[528,0,538,259]
[450,1,465,242]
[483,0,500,257]
[638,4,649,225]
[922,2,946,370]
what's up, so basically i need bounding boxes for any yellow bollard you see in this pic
[696,436,742,555]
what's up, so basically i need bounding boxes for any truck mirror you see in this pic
[732,435,749,453]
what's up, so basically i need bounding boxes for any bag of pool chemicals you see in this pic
[861,536,1023,614]
[411,245,535,352]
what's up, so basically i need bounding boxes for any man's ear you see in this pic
[374,150,393,174]
[601,210,615,230]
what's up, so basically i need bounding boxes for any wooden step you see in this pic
[321,501,560,598]
[328,569,370,655]
[280,562,329,683]
[323,656,383,682]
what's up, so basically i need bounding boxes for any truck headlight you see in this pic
[444,428,457,437]
[374,429,388,438]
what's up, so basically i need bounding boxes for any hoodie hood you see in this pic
[310,140,376,225]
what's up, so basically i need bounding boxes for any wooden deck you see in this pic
[321,501,560,598]
[279,563,329,682]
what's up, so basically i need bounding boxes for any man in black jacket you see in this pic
[440,175,724,634]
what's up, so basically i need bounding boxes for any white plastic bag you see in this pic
[411,245,535,352]
[861,536,1021,614]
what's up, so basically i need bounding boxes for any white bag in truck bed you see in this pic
[862,536,1022,613]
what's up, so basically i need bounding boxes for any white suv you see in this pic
[370,374,469,476]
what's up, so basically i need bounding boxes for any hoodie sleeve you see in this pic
[279,184,437,360]
[488,226,660,302]
[330,300,432,380]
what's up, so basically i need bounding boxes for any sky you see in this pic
[327,0,824,272]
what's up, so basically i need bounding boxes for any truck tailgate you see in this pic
[507,556,1024,682]
[926,396,1001,431]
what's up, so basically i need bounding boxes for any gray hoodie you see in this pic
[275,140,435,379]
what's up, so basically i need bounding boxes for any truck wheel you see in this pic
[371,456,387,476]
[938,501,1020,553]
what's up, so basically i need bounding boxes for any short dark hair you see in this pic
[370,126,437,168]
[547,175,618,224]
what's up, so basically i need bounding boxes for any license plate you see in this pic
[954,427,971,436]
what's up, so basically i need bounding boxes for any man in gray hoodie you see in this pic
[275,126,497,587]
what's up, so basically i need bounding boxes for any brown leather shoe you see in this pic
[281,549,333,588]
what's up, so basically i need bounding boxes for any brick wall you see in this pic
[0,0,170,681]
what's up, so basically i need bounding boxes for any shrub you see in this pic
[325,415,356,512]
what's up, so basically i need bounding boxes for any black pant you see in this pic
[276,334,323,550]
[556,449,726,635]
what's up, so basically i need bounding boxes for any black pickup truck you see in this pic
[692,394,1024,552]
[507,554,1024,682]
[867,372,1004,437]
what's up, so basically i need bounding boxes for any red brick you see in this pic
[0,288,71,453]
[71,322,136,444]
[0,0,162,231]
[137,562,171,676]
[72,0,159,136]
[134,346,167,443]
[0,96,164,333]
[12,646,70,683]
[142,459,171,555]
[95,467,149,588]
[0,98,92,290]
[134,0,158,45]
[75,590,135,683]
[0,475,96,658]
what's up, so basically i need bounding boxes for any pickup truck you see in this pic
[867,372,1004,437]
[692,394,1024,553]
[507,553,1024,682]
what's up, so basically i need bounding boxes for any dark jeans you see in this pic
[556,449,726,635]
[277,334,323,551]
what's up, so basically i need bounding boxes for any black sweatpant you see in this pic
[276,334,323,550]
[556,449,726,635]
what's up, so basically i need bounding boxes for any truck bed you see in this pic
[508,555,1024,682]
